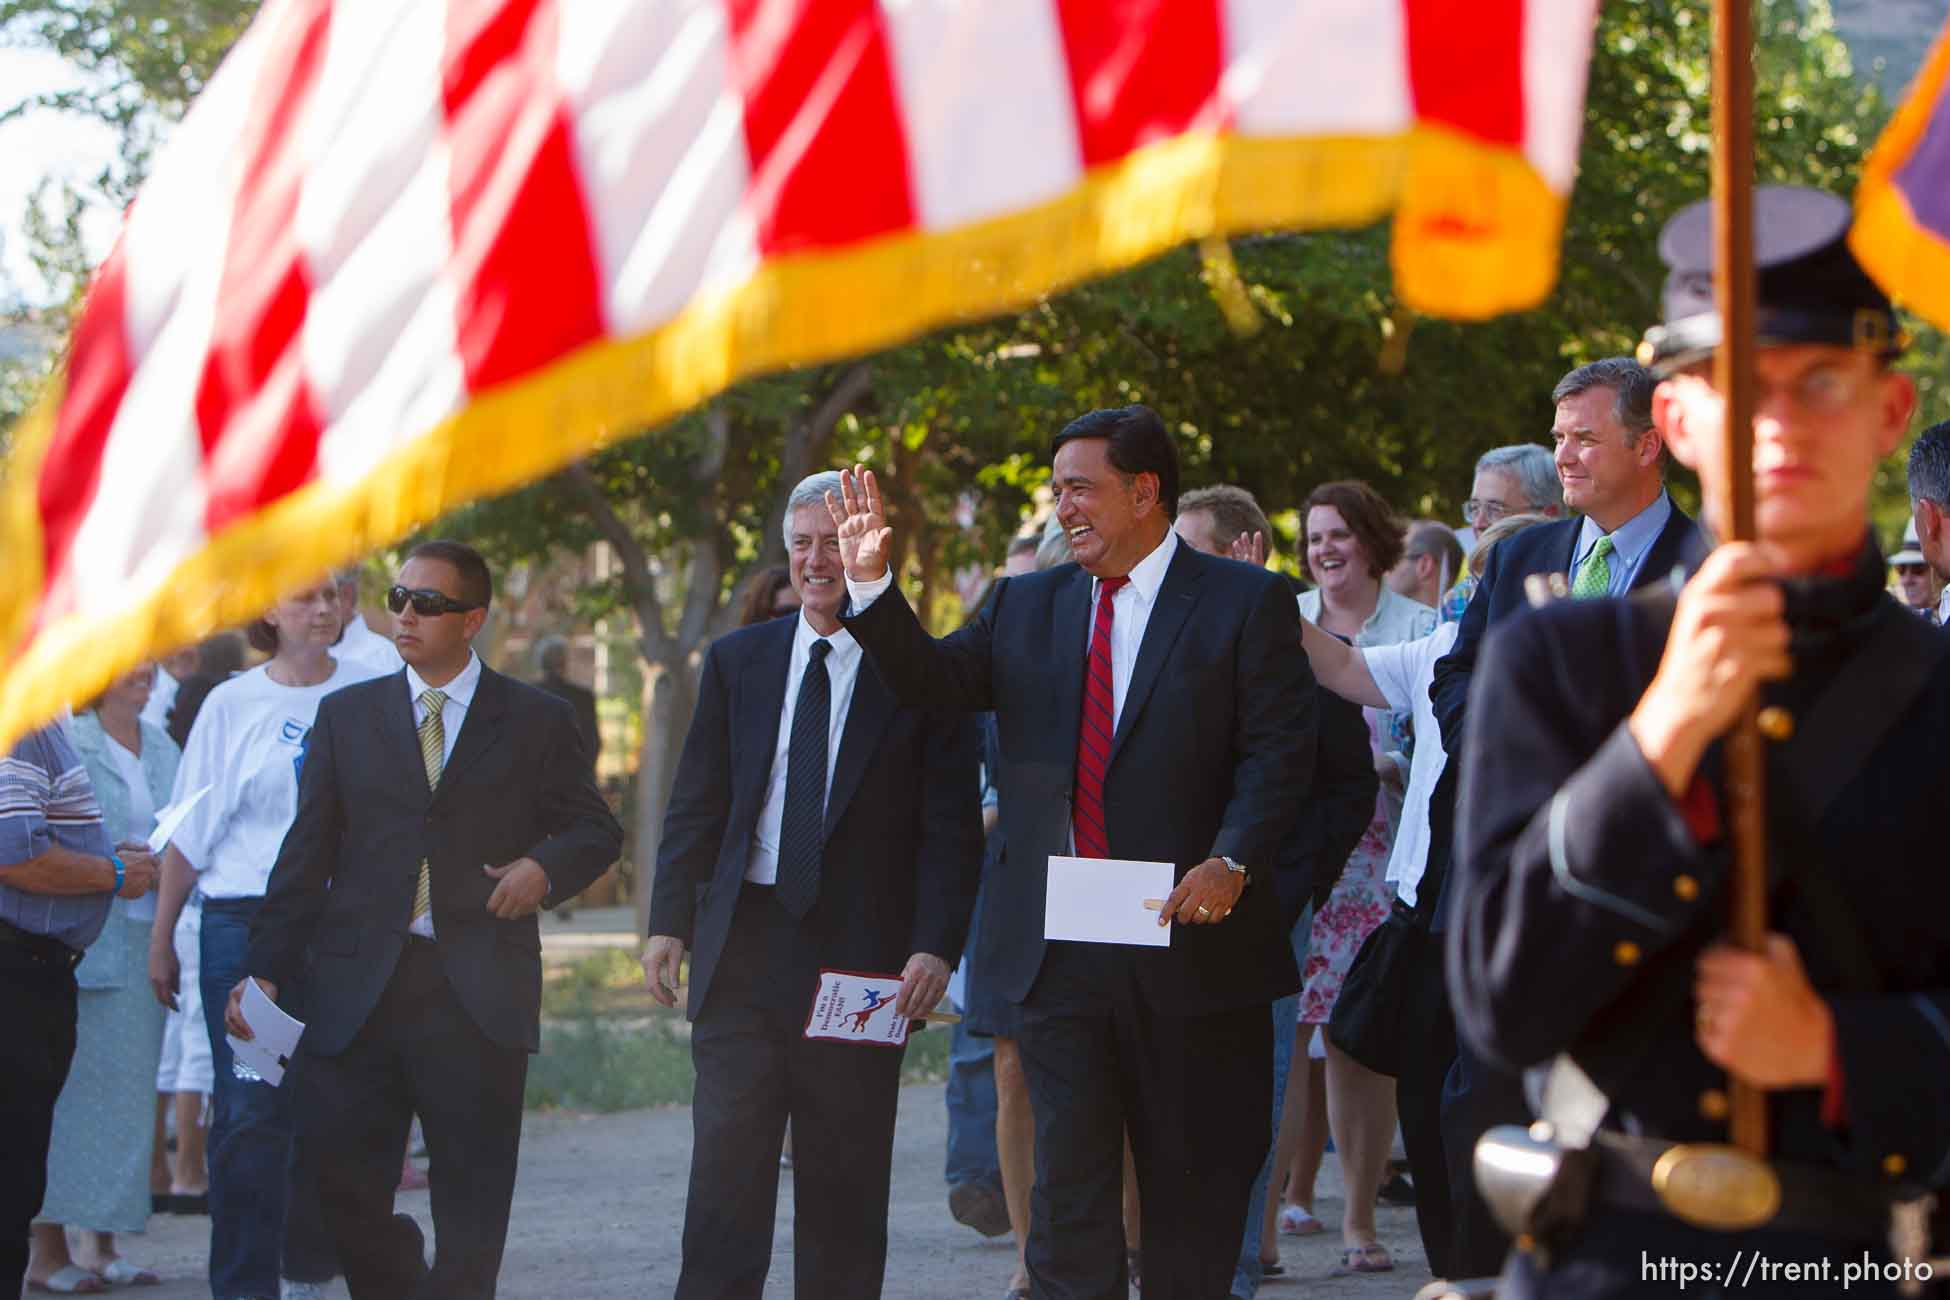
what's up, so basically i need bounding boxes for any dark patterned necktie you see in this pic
[1072,576,1127,858]
[774,639,831,918]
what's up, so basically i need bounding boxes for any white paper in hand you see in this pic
[1044,856,1174,947]
[225,977,305,1086]
[804,970,911,1048]
[148,784,212,854]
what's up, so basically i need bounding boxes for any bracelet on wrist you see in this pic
[110,853,125,895]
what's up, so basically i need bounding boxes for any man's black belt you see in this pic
[0,917,83,969]
[1592,1132,1895,1243]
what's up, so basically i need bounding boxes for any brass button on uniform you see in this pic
[1613,940,1642,967]
[1699,1089,1729,1121]
[1757,707,1795,742]
[1883,1154,1908,1178]
[1673,874,1700,902]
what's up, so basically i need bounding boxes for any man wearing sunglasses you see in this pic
[233,540,621,1299]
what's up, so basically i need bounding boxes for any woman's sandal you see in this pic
[1276,1204,1325,1236]
[1335,1242,1394,1274]
[95,1259,162,1287]
[27,1266,106,1294]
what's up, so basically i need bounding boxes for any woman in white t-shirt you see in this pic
[146,578,385,1300]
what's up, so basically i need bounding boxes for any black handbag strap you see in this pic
[1763,598,1950,995]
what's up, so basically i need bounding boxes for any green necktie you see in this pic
[1571,534,1615,599]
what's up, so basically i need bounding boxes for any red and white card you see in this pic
[804,970,913,1048]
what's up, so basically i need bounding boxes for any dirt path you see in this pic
[121,1081,1430,1298]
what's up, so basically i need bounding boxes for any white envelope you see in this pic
[225,977,305,1087]
[1043,856,1175,948]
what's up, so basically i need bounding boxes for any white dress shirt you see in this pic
[406,653,482,937]
[846,528,1180,851]
[1359,621,1459,907]
[746,615,865,885]
[339,612,406,674]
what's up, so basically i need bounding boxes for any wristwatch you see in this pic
[1219,855,1249,885]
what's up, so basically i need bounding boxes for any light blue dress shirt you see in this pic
[1571,490,1675,596]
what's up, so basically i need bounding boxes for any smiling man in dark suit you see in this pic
[1426,358,1702,1277]
[1431,358,1701,751]
[233,540,622,1300]
[830,407,1317,1300]
[643,470,983,1300]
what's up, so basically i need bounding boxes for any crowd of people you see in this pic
[647,184,1950,1300]
[5,181,1949,1300]
[2,552,618,1300]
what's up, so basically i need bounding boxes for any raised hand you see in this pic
[1227,530,1267,567]
[825,465,893,583]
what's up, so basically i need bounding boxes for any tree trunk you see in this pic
[632,651,698,943]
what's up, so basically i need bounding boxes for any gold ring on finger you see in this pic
[1196,905,1211,919]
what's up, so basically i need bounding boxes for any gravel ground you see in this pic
[102,907,1432,1297]
[96,1082,1430,1298]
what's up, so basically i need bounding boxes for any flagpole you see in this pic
[1710,0,1769,1158]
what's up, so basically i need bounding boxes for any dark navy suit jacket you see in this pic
[842,543,1317,1015]
[1430,506,1701,759]
[249,668,622,1055]
[647,614,983,1022]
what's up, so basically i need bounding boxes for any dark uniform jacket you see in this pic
[1449,543,1950,1282]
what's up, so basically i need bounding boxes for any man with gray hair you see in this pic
[1465,444,1564,534]
[1424,356,1699,1277]
[1906,420,1950,626]
[645,469,982,1298]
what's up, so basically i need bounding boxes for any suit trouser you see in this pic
[1441,1038,1527,1278]
[298,938,528,1300]
[1017,941,1273,1300]
[678,884,906,1300]
[1393,928,1459,1281]
[0,940,77,1300]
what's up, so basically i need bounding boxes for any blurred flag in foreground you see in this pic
[1855,16,1950,329]
[0,0,1600,748]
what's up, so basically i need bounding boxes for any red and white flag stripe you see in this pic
[3,0,1599,746]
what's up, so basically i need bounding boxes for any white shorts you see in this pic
[156,900,213,1094]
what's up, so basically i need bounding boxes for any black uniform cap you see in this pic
[1638,185,1902,374]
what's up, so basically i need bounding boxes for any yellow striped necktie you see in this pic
[411,689,446,925]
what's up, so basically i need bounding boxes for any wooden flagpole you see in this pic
[1710,0,1770,1157]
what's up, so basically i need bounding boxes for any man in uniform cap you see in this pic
[1449,183,1950,1297]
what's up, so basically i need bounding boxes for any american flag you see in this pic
[0,0,1600,747]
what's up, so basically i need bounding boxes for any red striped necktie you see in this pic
[1073,575,1128,859]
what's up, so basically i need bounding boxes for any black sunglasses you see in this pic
[1896,564,1931,577]
[386,585,482,617]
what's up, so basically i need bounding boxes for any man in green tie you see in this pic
[1426,356,1702,1276]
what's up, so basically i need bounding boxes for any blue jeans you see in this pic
[944,1015,1001,1190]
[1231,909,1313,1298]
[201,900,337,1298]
